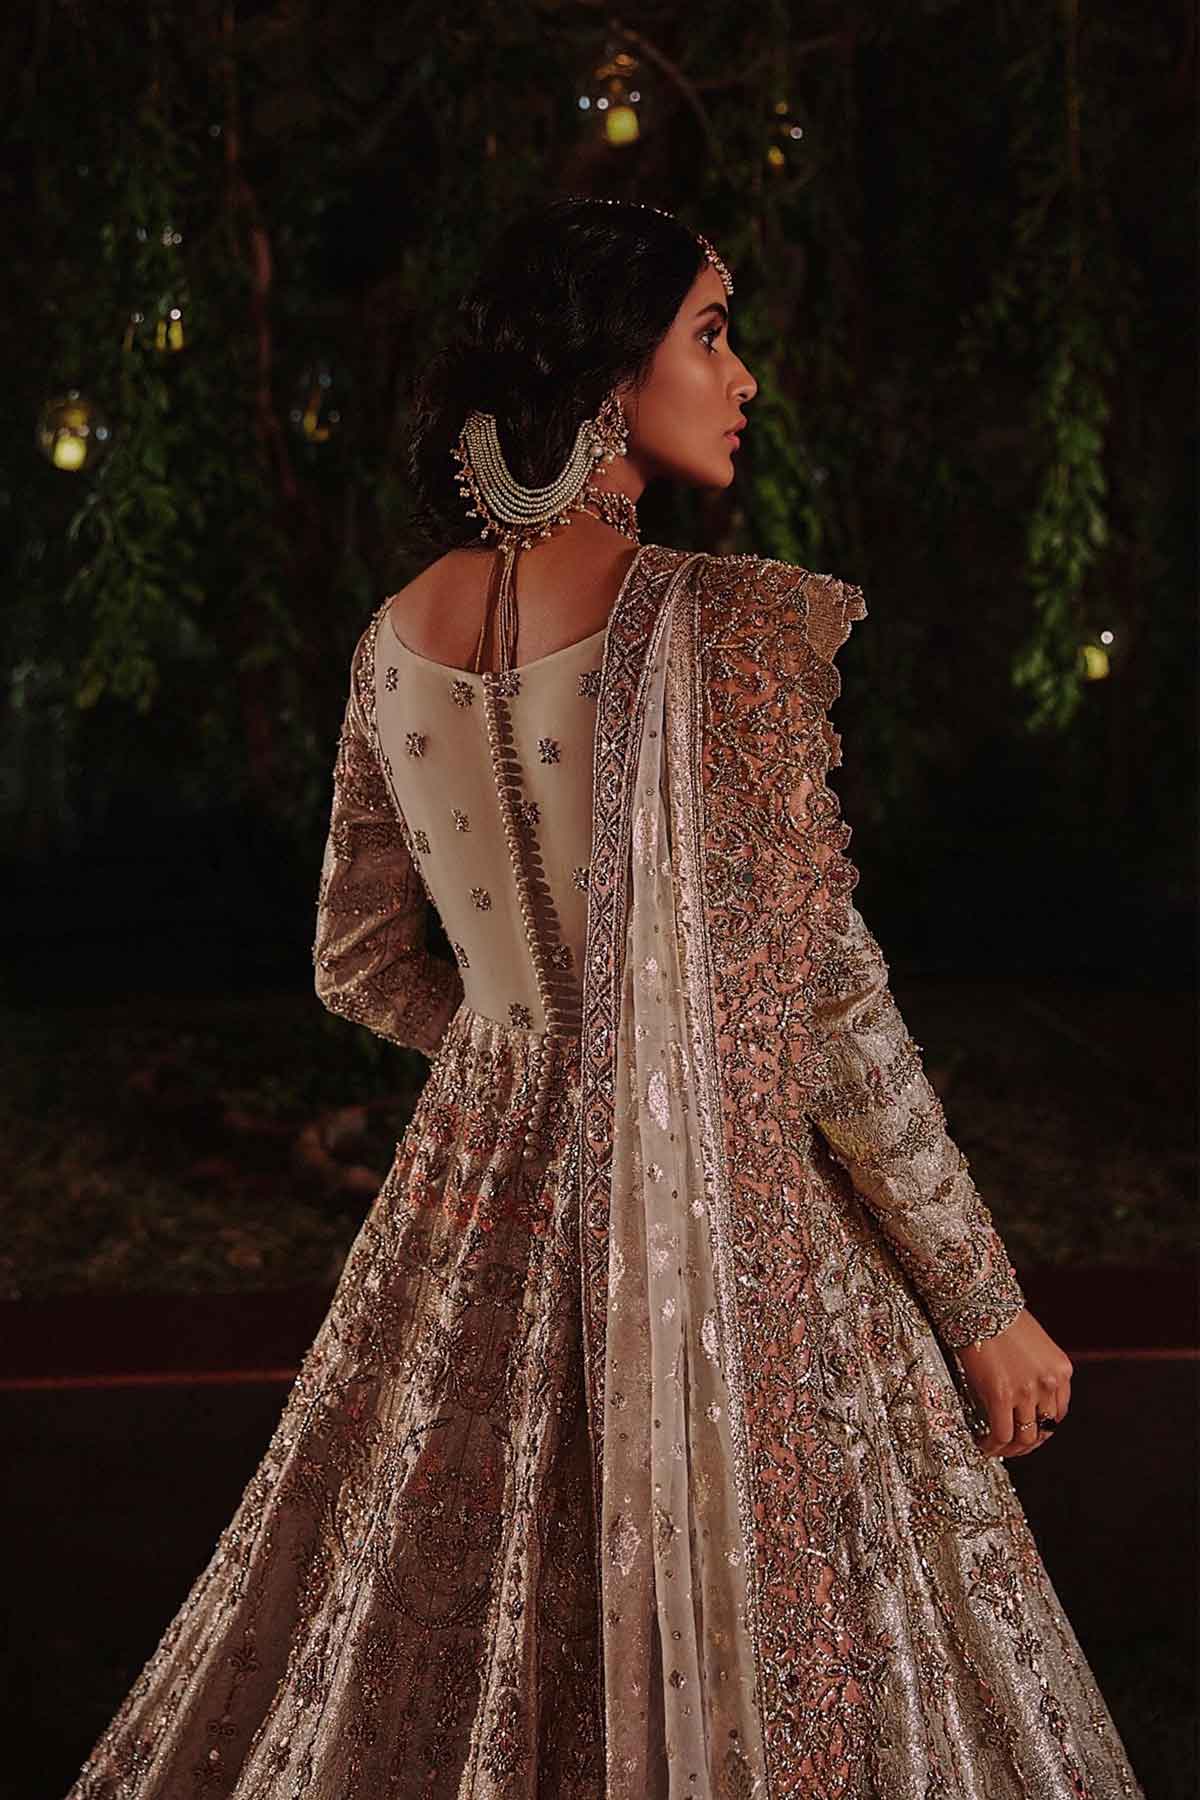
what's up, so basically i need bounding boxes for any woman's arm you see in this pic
[808,900,1026,1351]
[810,910,1075,1458]
[712,551,1056,1450]
[312,626,463,1058]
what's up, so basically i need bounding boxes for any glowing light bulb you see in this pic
[37,390,111,472]
[605,105,639,146]
[53,435,87,471]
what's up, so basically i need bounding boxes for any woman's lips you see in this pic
[725,431,742,449]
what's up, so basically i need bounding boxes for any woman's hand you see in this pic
[957,1308,1073,1459]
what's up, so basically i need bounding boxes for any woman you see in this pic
[67,197,1143,1799]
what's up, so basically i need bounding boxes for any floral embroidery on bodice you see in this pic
[373,603,604,1037]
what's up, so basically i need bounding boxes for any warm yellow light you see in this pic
[1081,643,1110,680]
[168,315,185,351]
[37,389,110,471]
[605,105,639,146]
[52,434,87,471]
[767,144,786,169]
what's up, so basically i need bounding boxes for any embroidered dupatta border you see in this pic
[578,545,700,1379]
[579,546,873,1794]
[693,553,877,1795]
[665,573,771,1727]
[577,543,700,1722]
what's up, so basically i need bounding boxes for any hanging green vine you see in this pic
[1014,308,1114,732]
[955,0,1139,736]
[64,84,202,716]
[1,0,1189,881]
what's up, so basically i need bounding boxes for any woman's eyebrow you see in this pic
[695,301,729,325]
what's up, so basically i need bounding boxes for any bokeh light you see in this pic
[36,390,111,472]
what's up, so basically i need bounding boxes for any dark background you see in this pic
[0,3,1194,1796]
[1,0,1194,999]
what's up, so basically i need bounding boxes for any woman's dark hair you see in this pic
[403,196,707,551]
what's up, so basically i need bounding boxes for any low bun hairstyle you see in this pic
[403,196,708,552]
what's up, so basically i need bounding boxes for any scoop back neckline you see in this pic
[384,608,608,678]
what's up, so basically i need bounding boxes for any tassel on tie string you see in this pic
[473,542,521,675]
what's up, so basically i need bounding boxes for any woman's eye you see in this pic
[700,324,722,353]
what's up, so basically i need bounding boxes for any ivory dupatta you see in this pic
[580,551,766,1798]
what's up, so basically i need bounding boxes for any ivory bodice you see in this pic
[372,604,606,1036]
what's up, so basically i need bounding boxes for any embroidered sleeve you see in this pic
[808,903,1027,1349]
[312,629,462,1059]
[732,555,1025,1350]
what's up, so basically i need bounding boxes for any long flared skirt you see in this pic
[64,1001,1143,1799]
[66,1004,604,1799]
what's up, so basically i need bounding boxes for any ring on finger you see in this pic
[1015,1416,1056,1436]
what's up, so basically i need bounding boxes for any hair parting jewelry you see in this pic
[569,195,734,296]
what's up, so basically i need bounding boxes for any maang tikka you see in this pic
[451,200,733,674]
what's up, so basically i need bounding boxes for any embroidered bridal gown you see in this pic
[65,545,1144,1800]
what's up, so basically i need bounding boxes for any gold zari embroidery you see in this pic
[67,545,1144,1800]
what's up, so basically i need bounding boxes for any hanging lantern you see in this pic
[156,304,186,353]
[122,297,188,354]
[288,359,344,445]
[36,390,111,472]
[577,41,647,148]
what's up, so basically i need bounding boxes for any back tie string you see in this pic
[472,542,520,675]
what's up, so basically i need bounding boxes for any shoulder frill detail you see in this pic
[691,551,866,770]
[683,549,866,1075]
[704,550,866,646]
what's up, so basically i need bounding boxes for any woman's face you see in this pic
[617,262,758,494]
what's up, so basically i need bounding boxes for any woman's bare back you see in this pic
[386,521,641,674]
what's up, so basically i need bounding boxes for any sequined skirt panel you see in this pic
[66,1003,603,1800]
[63,995,1144,1800]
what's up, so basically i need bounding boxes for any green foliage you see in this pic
[1,0,1190,882]
[951,0,1129,736]
[1015,311,1114,732]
